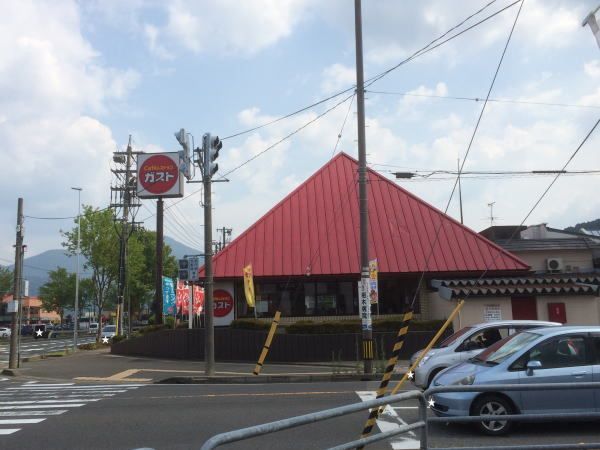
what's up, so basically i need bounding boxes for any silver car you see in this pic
[430,326,600,435]
[411,320,560,388]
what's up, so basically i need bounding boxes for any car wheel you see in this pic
[471,395,514,436]
[426,367,446,389]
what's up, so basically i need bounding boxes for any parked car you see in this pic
[20,324,33,336]
[89,322,99,334]
[0,327,11,338]
[33,324,54,339]
[411,320,561,388]
[101,325,116,341]
[429,326,600,435]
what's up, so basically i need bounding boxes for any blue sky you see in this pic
[1,0,599,264]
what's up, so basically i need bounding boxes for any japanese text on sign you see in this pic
[359,278,372,331]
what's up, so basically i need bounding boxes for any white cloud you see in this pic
[144,0,314,56]
[584,60,600,77]
[321,64,355,94]
[0,0,138,259]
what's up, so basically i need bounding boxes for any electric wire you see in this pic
[366,90,600,110]
[220,0,505,142]
[451,118,600,303]
[408,0,526,310]
[331,93,356,158]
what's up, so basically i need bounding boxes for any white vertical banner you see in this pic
[358,278,372,331]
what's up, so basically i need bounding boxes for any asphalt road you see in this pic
[1,378,599,450]
[0,336,97,364]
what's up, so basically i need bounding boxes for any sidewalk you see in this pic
[2,347,411,384]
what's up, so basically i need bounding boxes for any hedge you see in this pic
[229,319,272,331]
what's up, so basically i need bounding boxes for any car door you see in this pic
[458,326,510,362]
[591,333,600,411]
[516,334,594,414]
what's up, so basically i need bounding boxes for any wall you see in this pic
[515,249,594,272]
[535,295,600,325]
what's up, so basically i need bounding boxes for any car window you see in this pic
[103,326,116,332]
[437,327,474,348]
[513,335,588,370]
[591,336,600,364]
[461,327,509,350]
[476,331,541,365]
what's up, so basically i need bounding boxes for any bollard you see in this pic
[252,311,281,375]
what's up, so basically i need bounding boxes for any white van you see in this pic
[88,323,99,333]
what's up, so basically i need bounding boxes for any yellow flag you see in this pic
[243,264,255,308]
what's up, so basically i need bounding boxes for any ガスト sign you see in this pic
[213,289,234,317]
[137,153,183,198]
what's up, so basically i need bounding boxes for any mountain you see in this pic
[564,218,600,233]
[10,236,199,296]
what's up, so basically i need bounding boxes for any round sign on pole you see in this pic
[213,289,234,317]
[137,153,182,198]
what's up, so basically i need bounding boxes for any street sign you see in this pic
[188,256,200,282]
[358,278,372,331]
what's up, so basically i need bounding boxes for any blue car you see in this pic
[429,326,600,435]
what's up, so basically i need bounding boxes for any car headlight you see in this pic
[452,374,475,385]
[418,351,435,367]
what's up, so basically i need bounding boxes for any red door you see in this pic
[511,297,537,320]
[547,302,567,323]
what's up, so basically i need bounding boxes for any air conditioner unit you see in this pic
[547,257,564,272]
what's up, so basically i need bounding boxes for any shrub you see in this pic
[111,334,127,343]
[138,324,168,335]
[285,318,451,334]
[229,319,272,331]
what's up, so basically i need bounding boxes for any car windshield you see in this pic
[437,326,474,348]
[103,326,116,332]
[472,331,541,365]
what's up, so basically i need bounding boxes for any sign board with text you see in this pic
[358,278,372,331]
[137,152,184,199]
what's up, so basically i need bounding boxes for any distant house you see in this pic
[198,152,529,326]
[1,294,61,325]
[429,224,600,328]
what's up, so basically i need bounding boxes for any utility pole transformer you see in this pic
[8,198,24,370]
[354,0,373,375]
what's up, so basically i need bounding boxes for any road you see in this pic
[0,378,599,450]
[0,336,97,364]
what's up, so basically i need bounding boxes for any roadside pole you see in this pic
[189,282,193,329]
[154,198,164,325]
[354,0,373,374]
[203,146,215,376]
[8,198,24,370]
[72,187,82,349]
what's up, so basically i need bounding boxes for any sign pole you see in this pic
[154,198,164,324]
[8,198,24,370]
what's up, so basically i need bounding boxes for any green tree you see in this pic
[63,206,120,338]
[39,267,73,322]
[0,266,12,297]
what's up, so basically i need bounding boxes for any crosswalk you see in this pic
[0,380,143,436]
[0,336,97,363]
[356,391,420,450]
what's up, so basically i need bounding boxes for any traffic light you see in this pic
[174,128,192,180]
[203,133,222,179]
[178,258,189,281]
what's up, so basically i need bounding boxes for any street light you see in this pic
[71,187,82,350]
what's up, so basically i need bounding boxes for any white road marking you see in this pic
[0,410,67,416]
[0,399,100,405]
[356,391,420,450]
[0,404,84,410]
[0,429,20,435]
[0,419,45,424]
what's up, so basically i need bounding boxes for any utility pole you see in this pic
[71,187,82,349]
[8,198,24,370]
[354,0,373,374]
[458,158,464,224]
[154,197,164,325]
[111,136,141,335]
[217,227,232,251]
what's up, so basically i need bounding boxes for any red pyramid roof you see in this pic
[204,152,529,278]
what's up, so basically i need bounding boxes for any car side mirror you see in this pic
[526,360,542,376]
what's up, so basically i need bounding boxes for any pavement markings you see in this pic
[356,391,420,450]
[0,381,142,437]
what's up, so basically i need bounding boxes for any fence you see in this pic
[200,382,600,450]
[110,328,444,362]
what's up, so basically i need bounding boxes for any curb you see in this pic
[21,348,73,363]
[156,372,408,384]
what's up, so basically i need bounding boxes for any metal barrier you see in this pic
[200,382,600,450]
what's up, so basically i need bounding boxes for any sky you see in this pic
[1,0,599,265]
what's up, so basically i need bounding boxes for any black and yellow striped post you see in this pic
[362,338,374,360]
[359,310,413,441]
[252,311,281,376]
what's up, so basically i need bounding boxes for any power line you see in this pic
[366,90,600,110]
[220,0,507,142]
[331,93,356,158]
[409,0,525,309]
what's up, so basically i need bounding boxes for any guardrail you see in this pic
[200,381,600,450]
